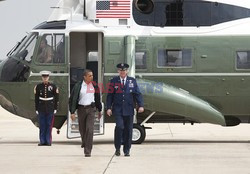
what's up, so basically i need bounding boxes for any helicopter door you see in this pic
[67,32,104,139]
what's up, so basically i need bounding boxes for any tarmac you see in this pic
[1,107,250,174]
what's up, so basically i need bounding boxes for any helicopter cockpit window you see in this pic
[37,35,53,63]
[0,33,38,82]
[157,49,192,67]
[37,34,65,64]
[54,34,65,63]
[12,32,38,62]
[236,51,250,69]
[135,51,147,69]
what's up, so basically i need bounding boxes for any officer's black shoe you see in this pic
[124,153,130,157]
[46,144,51,146]
[115,150,120,156]
[85,154,91,157]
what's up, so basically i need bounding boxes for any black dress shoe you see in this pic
[115,150,120,156]
[124,153,130,157]
[46,144,51,146]
[38,143,45,146]
[85,154,91,157]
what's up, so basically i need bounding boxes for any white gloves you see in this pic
[36,110,57,114]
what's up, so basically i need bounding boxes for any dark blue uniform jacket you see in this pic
[35,82,59,113]
[106,76,143,116]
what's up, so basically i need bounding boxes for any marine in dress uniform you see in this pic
[34,71,59,146]
[106,63,144,157]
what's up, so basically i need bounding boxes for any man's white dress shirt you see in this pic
[78,81,95,105]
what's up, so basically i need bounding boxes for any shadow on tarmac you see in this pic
[1,139,250,145]
[139,139,250,144]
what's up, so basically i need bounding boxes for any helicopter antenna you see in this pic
[50,6,73,23]
[83,0,86,17]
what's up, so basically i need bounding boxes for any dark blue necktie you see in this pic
[122,79,125,87]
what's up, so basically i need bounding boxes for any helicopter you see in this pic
[1,0,250,144]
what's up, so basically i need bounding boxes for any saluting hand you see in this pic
[107,109,112,116]
[71,114,76,121]
[138,107,144,113]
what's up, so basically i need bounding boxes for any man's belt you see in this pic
[39,97,54,101]
[79,102,95,109]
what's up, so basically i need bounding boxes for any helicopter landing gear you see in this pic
[132,112,156,144]
[132,124,146,144]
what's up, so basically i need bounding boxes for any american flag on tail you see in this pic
[96,0,131,18]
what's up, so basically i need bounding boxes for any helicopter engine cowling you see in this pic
[137,79,226,126]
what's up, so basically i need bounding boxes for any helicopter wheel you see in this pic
[132,124,146,144]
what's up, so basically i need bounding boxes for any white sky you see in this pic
[0,0,59,60]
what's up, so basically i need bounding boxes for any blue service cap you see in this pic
[116,63,129,70]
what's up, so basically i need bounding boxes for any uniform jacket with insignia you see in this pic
[35,82,59,113]
[106,76,144,116]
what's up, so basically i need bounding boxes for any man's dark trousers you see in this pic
[77,105,95,155]
[115,115,133,154]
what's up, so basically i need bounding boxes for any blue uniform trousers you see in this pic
[38,112,54,145]
[115,115,133,154]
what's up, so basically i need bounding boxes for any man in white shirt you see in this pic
[69,69,102,157]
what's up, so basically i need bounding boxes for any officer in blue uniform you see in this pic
[34,71,59,146]
[106,63,144,157]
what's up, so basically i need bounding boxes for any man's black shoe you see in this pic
[115,150,120,156]
[46,144,51,146]
[124,153,130,157]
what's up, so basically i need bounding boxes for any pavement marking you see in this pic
[168,123,174,137]
[103,153,115,174]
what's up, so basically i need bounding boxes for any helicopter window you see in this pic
[88,52,98,62]
[87,52,98,82]
[54,34,65,63]
[157,49,192,68]
[135,51,147,69]
[37,34,65,64]
[37,35,54,63]
[236,51,250,69]
[12,33,38,62]
[0,58,30,82]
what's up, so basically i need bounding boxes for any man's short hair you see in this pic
[83,69,92,77]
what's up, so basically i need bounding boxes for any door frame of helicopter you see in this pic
[67,31,104,139]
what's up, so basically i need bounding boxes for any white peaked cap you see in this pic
[40,71,51,76]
